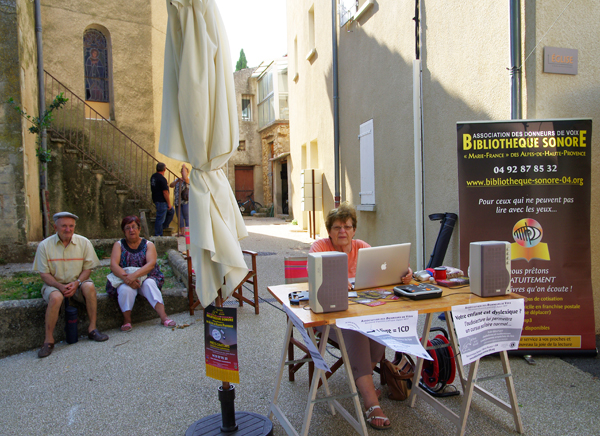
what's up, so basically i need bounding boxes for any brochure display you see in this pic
[204,305,239,384]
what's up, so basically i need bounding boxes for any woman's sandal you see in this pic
[365,405,391,430]
[121,323,132,332]
[163,318,176,327]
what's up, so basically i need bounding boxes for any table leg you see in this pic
[408,312,433,408]
[456,358,479,436]
[334,326,368,436]
[300,326,332,436]
[445,310,468,391]
[307,326,336,416]
[500,351,524,433]
[269,319,300,436]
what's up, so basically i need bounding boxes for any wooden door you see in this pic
[235,166,254,202]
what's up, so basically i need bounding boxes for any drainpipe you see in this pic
[509,0,522,119]
[332,0,340,208]
[35,0,50,237]
[413,0,424,270]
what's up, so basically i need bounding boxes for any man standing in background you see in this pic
[150,162,174,236]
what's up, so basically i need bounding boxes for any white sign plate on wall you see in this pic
[544,47,578,75]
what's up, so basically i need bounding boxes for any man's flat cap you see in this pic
[53,212,79,221]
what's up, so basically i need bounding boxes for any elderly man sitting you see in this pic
[33,212,109,358]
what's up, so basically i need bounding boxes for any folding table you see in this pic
[267,282,524,436]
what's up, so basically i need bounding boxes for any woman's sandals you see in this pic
[365,405,391,430]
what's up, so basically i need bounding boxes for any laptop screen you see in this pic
[352,243,411,290]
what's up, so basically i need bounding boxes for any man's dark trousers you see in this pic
[154,202,174,236]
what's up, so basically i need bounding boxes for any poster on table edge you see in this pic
[457,119,595,352]
[204,305,239,383]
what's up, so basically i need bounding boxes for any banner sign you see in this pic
[204,305,239,383]
[336,311,432,360]
[457,119,594,352]
[283,305,331,372]
[452,299,525,365]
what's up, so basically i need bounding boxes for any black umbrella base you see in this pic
[185,412,273,436]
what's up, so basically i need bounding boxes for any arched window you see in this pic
[83,29,109,103]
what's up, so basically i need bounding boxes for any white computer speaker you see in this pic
[469,241,511,297]
[308,251,348,313]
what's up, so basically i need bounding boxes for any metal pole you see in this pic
[35,0,50,237]
[332,0,340,208]
[413,0,425,270]
[509,0,522,119]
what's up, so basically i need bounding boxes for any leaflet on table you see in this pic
[282,305,331,372]
[452,299,525,365]
[336,311,432,361]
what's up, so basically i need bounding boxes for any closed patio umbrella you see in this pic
[159,0,248,308]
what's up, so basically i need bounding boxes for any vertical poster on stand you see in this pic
[457,119,595,353]
[204,305,239,383]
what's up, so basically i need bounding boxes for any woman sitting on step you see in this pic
[106,216,176,331]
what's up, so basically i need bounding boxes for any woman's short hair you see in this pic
[325,202,357,232]
[121,216,141,231]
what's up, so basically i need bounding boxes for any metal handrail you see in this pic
[44,70,177,201]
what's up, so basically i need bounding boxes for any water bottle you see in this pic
[64,298,79,344]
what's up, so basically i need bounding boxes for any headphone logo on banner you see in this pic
[511,218,551,262]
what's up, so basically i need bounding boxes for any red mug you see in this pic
[433,267,447,281]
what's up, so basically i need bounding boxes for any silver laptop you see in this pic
[350,243,411,290]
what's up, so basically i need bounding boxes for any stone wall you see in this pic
[46,139,157,239]
[0,242,179,358]
[227,67,265,204]
[260,123,290,205]
[0,286,188,358]
[0,0,42,262]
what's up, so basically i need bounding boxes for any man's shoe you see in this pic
[38,342,54,358]
[88,329,109,342]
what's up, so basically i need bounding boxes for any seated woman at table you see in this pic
[106,216,176,331]
[309,203,412,431]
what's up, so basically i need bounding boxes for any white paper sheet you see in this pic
[452,299,525,365]
[336,311,432,361]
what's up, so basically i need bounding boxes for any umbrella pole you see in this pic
[216,290,238,432]
[186,283,274,435]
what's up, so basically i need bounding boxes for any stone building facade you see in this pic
[0,0,43,261]
[0,0,187,258]
[228,60,291,216]
[256,58,290,216]
[227,67,264,207]
[287,0,600,330]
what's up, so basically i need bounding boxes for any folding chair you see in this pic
[187,248,259,315]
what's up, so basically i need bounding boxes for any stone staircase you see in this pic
[48,136,159,239]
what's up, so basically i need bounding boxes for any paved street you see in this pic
[0,217,599,436]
